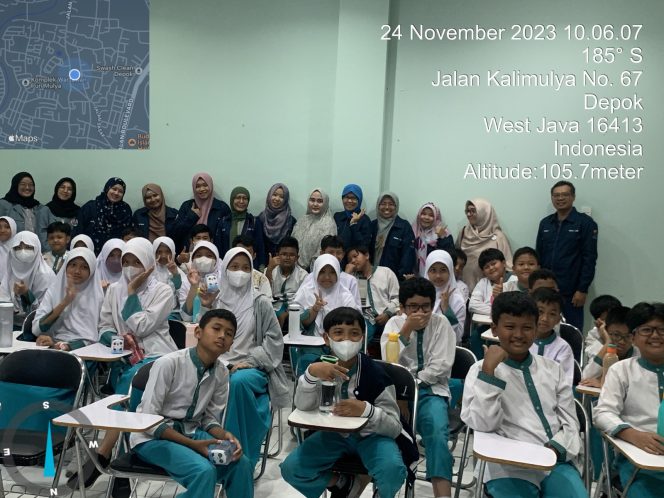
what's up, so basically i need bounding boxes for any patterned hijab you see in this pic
[258,183,294,244]
[92,178,132,250]
[413,202,450,276]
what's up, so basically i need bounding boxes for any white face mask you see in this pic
[227,270,251,288]
[123,266,143,282]
[194,256,216,274]
[14,248,35,263]
[328,339,363,361]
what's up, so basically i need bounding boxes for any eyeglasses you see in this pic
[608,333,631,343]
[634,326,664,337]
[58,185,73,191]
[18,182,34,188]
[404,303,432,313]
[552,193,572,199]
[465,208,477,215]
[379,201,396,208]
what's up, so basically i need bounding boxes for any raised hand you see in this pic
[13,280,28,296]
[177,247,189,265]
[63,283,78,305]
[200,289,219,308]
[350,208,365,225]
[128,267,154,294]
[166,256,178,275]
[187,268,201,287]
[439,290,450,312]
[312,292,327,313]
[191,204,201,217]
[482,345,509,376]
[308,361,349,381]
[491,277,504,297]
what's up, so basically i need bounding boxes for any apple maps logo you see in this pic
[7,134,39,144]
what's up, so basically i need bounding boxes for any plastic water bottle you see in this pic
[288,304,302,338]
[601,344,619,386]
[319,355,340,414]
[0,302,13,348]
[208,440,237,465]
[658,393,664,437]
[386,332,400,363]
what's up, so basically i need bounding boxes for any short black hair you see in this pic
[398,277,436,306]
[190,224,211,238]
[589,295,622,320]
[47,221,71,236]
[320,235,344,252]
[513,246,539,265]
[491,291,539,324]
[347,245,370,256]
[323,307,365,332]
[232,234,254,249]
[121,227,140,239]
[452,248,467,265]
[551,180,576,196]
[277,236,299,253]
[531,287,563,310]
[528,269,558,289]
[605,306,631,329]
[626,302,664,333]
[199,308,237,333]
[478,248,505,270]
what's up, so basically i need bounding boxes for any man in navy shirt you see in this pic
[536,181,598,330]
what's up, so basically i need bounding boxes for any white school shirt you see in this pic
[252,269,272,299]
[469,275,517,316]
[593,357,664,436]
[270,265,308,300]
[380,313,455,398]
[461,354,582,488]
[582,346,639,380]
[529,332,576,386]
[130,348,228,448]
[42,250,68,274]
[456,279,469,302]
[361,266,400,317]
[300,271,362,309]
[584,326,602,363]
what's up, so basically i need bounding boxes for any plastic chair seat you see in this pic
[0,429,66,466]
[109,451,169,477]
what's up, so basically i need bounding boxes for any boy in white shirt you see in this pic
[504,246,539,293]
[584,294,622,364]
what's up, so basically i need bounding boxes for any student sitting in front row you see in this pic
[593,302,664,498]
[177,223,213,271]
[461,291,586,498]
[130,309,253,498]
[281,307,408,498]
[314,234,361,306]
[232,234,272,299]
[381,277,456,498]
[504,246,540,293]
[42,221,71,274]
[584,294,622,364]
[529,288,576,386]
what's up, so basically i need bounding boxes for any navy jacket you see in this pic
[418,234,455,258]
[370,216,416,280]
[171,198,230,252]
[214,212,267,268]
[536,207,598,295]
[73,199,133,255]
[132,206,179,241]
[333,211,373,252]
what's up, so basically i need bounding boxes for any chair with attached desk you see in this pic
[16,309,37,341]
[559,323,584,367]
[167,319,187,349]
[0,349,86,497]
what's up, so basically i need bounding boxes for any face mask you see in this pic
[106,258,122,274]
[194,256,216,274]
[123,266,143,282]
[227,270,251,288]
[328,339,363,361]
[14,248,35,263]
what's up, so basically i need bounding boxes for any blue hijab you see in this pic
[341,184,363,218]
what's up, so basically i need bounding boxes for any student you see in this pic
[469,248,513,316]
[96,238,126,290]
[46,177,80,229]
[43,221,71,274]
[132,183,178,242]
[529,288,575,386]
[413,202,455,277]
[369,192,416,280]
[461,291,585,498]
[0,231,55,319]
[333,184,372,254]
[70,234,95,252]
[198,247,289,468]
[179,241,222,323]
[424,250,466,343]
[121,227,140,242]
[172,173,230,253]
[291,188,337,271]
[580,306,638,385]
[0,216,17,281]
[74,177,133,254]
[528,268,559,293]
[232,234,271,299]
[215,187,266,268]
[153,236,186,316]
[346,245,399,343]
[585,295,622,363]
[452,248,469,301]
[33,247,104,350]
[504,246,540,292]
[176,223,213,271]
[130,309,254,498]
[292,254,360,337]
[258,182,297,259]
[380,277,456,498]
[593,302,664,497]
[281,307,407,498]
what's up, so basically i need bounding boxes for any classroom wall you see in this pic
[0,0,661,309]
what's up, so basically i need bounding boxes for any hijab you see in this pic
[152,236,176,285]
[3,172,39,208]
[70,234,95,252]
[0,216,17,281]
[460,198,503,245]
[217,247,256,336]
[142,183,167,242]
[258,183,294,244]
[291,188,337,270]
[46,177,80,218]
[292,254,357,334]
[424,250,458,311]
[96,238,126,284]
[229,186,250,242]
[341,184,363,218]
[92,178,133,249]
[0,231,55,302]
[34,248,104,342]
[177,240,222,301]
[192,173,214,225]
[374,192,399,266]
[413,202,450,276]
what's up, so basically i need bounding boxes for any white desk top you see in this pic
[481,329,499,343]
[473,314,492,325]
[288,408,368,433]
[473,431,557,470]
[0,331,49,354]
[53,394,163,432]
[72,343,132,361]
[575,385,601,397]
[604,433,664,471]
[283,333,325,347]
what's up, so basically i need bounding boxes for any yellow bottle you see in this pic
[386,332,400,364]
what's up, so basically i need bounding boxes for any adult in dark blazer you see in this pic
[370,192,416,280]
[132,183,178,242]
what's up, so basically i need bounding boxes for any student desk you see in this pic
[575,385,601,397]
[283,333,325,347]
[473,431,557,473]
[472,314,492,326]
[72,343,131,362]
[288,409,368,434]
[480,329,499,344]
[0,331,49,354]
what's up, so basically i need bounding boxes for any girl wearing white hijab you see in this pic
[179,240,223,322]
[96,238,125,290]
[152,236,185,316]
[0,231,55,317]
[291,188,337,271]
[202,247,288,468]
[32,248,104,350]
[70,234,95,252]
[0,216,17,281]
[424,250,466,343]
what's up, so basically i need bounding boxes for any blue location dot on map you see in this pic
[68,68,81,81]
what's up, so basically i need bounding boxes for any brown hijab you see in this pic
[142,183,166,241]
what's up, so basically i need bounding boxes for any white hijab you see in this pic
[292,254,358,334]
[96,238,125,284]
[216,247,256,339]
[177,240,222,303]
[0,216,17,281]
[70,234,95,252]
[0,231,55,304]
[424,249,463,315]
[152,236,176,285]
[33,248,104,343]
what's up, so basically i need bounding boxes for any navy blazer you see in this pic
[132,206,179,241]
[171,198,231,252]
[333,211,373,252]
[370,216,416,280]
[214,212,267,268]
